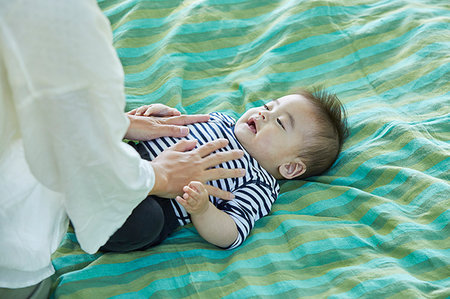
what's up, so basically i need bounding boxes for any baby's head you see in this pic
[234,89,348,180]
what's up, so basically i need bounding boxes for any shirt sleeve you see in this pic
[0,0,154,253]
[217,181,278,249]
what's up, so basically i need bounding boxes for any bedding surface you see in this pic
[51,0,449,298]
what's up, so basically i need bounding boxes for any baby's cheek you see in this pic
[261,128,279,144]
[264,137,277,148]
[258,135,277,154]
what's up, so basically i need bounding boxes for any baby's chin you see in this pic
[233,122,252,146]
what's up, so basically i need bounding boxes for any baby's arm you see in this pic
[176,181,238,248]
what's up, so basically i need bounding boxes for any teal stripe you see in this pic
[126,45,448,116]
[321,118,448,179]
[118,13,351,74]
[226,272,445,298]
[361,184,449,223]
[139,248,447,297]
[347,92,449,117]
[334,134,449,184]
[52,252,100,270]
[296,179,447,219]
[333,63,449,165]
[371,165,448,198]
[223,250,449,298]
[123,14,446,85]
[239,39,448,90]
[102,0,181,19]
[103,0,270,19]
[424,157,450,178]
[123,28,449,106]
[55,215,448,287]
[333,268,449,298]
[115,4,352,57]
[114,1,445,58]
[121,8,447,81]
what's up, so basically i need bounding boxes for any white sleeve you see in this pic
[0,0,154,253]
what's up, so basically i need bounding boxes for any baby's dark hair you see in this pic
[294,88,349,179]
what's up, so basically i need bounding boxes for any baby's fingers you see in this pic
[184,193,199,208]
[183,185,200,199]
[176,196,188,208]
[188,181,207,193]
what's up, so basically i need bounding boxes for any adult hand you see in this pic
[149,139,245,200]
[127,103,181,117]
[124,104,210,141]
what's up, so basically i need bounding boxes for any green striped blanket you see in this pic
[51,0,449,298]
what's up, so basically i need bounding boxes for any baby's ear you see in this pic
[278,160,306,179]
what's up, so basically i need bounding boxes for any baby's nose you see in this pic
[258,112,266,120]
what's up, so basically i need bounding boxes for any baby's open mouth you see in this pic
[247,118,257,134]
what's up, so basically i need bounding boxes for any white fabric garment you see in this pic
[0,0,155,288]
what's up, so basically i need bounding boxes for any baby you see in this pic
[101,89,348,251]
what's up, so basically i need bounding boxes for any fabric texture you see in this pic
[0,0,155,288]
[50,0,449,298]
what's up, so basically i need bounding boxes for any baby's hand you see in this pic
[176,181,210,215]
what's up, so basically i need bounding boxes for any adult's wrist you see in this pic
[123,114,136,140]
[147,161,168,197]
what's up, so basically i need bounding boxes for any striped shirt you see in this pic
[140,112,280,249]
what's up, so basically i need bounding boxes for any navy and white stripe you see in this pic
[141,112,280,249]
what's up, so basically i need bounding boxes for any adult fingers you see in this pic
[204,185,235,201]
[203,167,246,182]
[135,106,149,116]
[152,124,190,138]
[202,149,244,169]
[162,114,210,126]
[169,139,198,152]
[144,104,181,117]
[127,108,138,115]
[194,139,230,157]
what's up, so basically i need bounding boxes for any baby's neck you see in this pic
[239,143,281,179]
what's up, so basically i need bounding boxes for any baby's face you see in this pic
[234,94,317,178]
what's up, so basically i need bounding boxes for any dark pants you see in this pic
[101,141,180,252]
[101,195,179,252]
